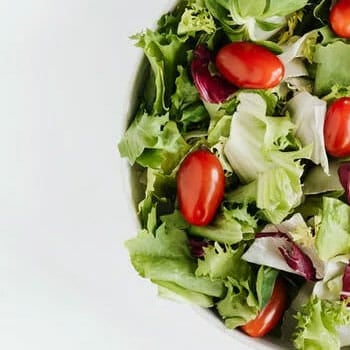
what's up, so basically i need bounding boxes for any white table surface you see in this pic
[0,1,254,349]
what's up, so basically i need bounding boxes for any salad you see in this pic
[118,0,350,349]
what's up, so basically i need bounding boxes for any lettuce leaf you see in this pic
[303,161,343,196]
[204,0,308,41]
[133,29,189,114]
[226,165,309,224]
[189,205,257,244]
[256,167,304,224]
[177,1,216,36]
[224,92,310,184]
[256,266,279,309]
[314,41,350,96]
[198,244,259,328]
[316,197,350,261]
[196,242,250,280]
[293,296,350,350]
[170,65,209,132]
[313,255,349,302]
[118,111,190,173]
[287,91,328,174]
[125,221,225,305]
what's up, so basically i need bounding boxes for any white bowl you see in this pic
[120,1,290,349]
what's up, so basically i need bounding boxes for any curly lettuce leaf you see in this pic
[196,242,251,280]
[196,243,259,329]
[133,29,188,114]
[293,296,350,350]
[118,111,190,173]
[217,276,259,329]
[177,0,216,36]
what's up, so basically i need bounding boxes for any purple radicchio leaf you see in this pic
[341,263,350,302]
[255,232,318,281]
[191,45,236,104]
[188,237,208,258]
[338,163,350,204]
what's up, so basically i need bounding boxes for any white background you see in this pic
[0,1,255,349]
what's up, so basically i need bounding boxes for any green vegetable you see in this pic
[177,0,216,36]
[314,41,350,96]
[256,266,279,309]
[125,219,225,305]
[293,296,350,350]
[316,197,350,261]
[189,205,257,244]
[204,0,308,41]
[224,92,310,184]
[201,244,259,328]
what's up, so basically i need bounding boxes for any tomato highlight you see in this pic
[177,149,224,226]
[330,0,350,38]
[324,97,350,158]
[215,42,284,89]
[240,278,288,338]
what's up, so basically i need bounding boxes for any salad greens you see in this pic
[119,0,350,349]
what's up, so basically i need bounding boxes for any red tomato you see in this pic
[215,42,284,89]
[330,0,350,38]
[240,278,288,338]
[324,97,350,158]
[177,149,224,226]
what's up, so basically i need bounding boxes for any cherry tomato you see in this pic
[240,278,288,338]
[215,42,284,89]
[330,0,350,38]
[324,97,350,158]
[177,149,224,226]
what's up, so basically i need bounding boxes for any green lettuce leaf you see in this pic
[303,161,343,196]
[196,243,259,328]
[125,222,225,304]
[313,255,349,302]
[177,0,216,36]
[204,0,308,41]
[156,280,214,307]
[226,165,309,224]
[137,167,176,229]
[256,266,279,309]
[118,111,190,173]
[257,167,304,224]
[314,41,350,96]
[217,276,259,328]
[293,296,350,350]
[224,92,310,184]
[196,242,252,280]
[133,29,188,114]
[189,205,257,244]
[170,65,209,132]
[316,197,350,261]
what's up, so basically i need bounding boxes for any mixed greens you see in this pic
[118,0,350,349]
